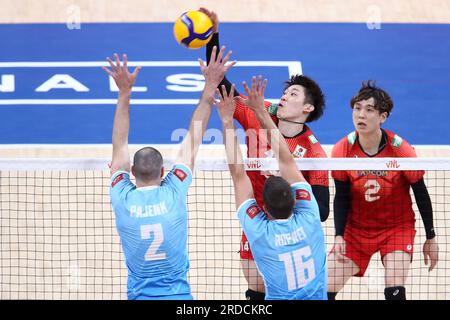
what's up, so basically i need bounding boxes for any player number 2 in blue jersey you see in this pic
[141,224,166,261]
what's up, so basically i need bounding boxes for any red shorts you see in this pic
[240,232,254,260]
[332,224,416,277]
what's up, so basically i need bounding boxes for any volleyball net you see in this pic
[0,157,449,300]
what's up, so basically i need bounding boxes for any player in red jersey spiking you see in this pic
[200,8,329,300]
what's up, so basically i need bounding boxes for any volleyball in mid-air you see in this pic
[173,11,214,49]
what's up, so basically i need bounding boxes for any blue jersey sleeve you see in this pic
[291,182,320,219]
[161,163,193,198]
[110,171,135,209]
[237,199,267,244]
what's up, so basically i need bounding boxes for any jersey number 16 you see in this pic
[279,246,315,291]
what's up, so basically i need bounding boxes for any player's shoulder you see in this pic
[297,126,327,157]
[303,126,322,145]
[332,132,355,157]
[171,163,192,178]
[237,198,260,215]
[162,163,193,195]
[110,170,133,188]
[384,129,417,156]
[291,181,313,193]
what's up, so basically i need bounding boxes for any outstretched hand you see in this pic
[102,53,141,92]
[242,75,268,114]
[198,46,236,89]
[216,84,236,123]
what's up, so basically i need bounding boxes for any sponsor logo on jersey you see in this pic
[246,204,260,219]
[357,170,388,177]
[111,173,124,188]
[295,189,311,201]
[174,168,187,182]
[293,145,307,158]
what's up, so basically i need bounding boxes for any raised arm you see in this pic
[243,75,306,185]
[200,7,240,97]
[102,53,141,175]
[217,85,254,207]
[176,46,236,171]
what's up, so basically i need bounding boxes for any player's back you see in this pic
[110,164,192,299]
[238,182,327,300]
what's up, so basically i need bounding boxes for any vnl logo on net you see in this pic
[0,60,302,105]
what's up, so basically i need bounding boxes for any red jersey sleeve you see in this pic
[331,138,349,182]
[394,135,425,184]
[233,95,249,129]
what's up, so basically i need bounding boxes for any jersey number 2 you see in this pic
[364,179,381,202]
[279,246,315,291]
[140,224,166,261]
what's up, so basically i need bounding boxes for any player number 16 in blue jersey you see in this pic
[279,246,315,291]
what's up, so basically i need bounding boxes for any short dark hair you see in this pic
[350,80,394,117]
[284,75,325,122]
[133,147,163,181]
[263,176,294,219]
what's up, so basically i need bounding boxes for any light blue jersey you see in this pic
[237,182,327,300]
[110,163,193,300]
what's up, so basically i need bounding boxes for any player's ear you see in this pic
[303,103,314,114]
[131,165,136,177]
[160,166,164,178]
[380,111,388,124]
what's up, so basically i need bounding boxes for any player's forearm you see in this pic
[206,33,219,65]
[112,90,131,150]
[222,120,246,179]
[311,185,330,222]
[254,108,301,181]
[177,87,215,167]
[412,179,436,239]
[333,179,351,236]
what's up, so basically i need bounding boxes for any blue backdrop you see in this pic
[1,23,449,144]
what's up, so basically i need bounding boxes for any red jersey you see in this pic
[331,130,424,230]
[234,96,328,209]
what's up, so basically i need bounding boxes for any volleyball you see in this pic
[173,11,214,49]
